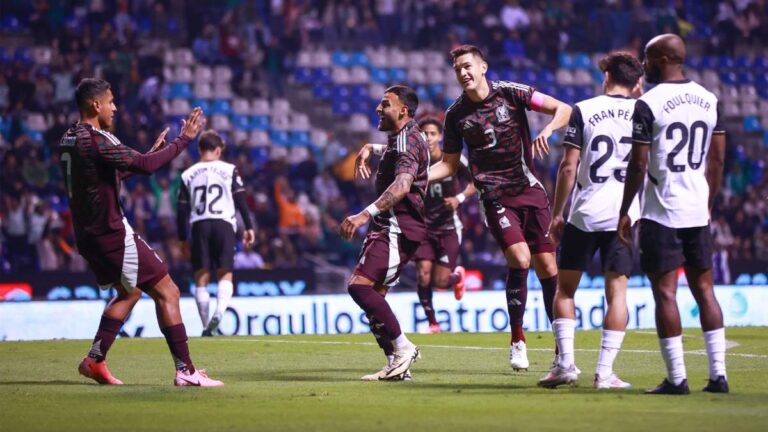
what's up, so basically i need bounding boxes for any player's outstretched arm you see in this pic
[428,152,461,182]
[339,172,414,240]
[617,144,649,246]
[531,93,572,159]
[706,133,726,213]
[549,146,580,244]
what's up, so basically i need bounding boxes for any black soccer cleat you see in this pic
[644,378,690,395]
[702,376,729,393]
[201,329,213,337]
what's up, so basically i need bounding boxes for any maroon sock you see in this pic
[161,324,195,373]
[539,275,557,323]
[507,268,528,344]
[417,283,437,325]
[367,314,394,356]
[348,284,402,340]
[87,315,123,362]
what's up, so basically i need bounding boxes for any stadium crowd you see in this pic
[0,0,766,282]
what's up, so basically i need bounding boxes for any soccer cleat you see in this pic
[361,364,389,381]
[644,378,690,395]
[509,341,529,371]
[174,368,224,387]
[78,357,123,385]
[537,364,579,388]
[205,315,221,335]
[382,343,420,380]
[702,376,729,393]
[400,369,412,381]
[428,322,441,334]
[594,373,632,389]
[453,266,466,300]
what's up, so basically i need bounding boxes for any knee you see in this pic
[417,271,431,287]
[155,285,180,305]
[433,275,450,289]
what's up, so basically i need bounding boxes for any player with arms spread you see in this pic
[429,45,572,370]
[538,52,643,389]
[341,85,429,381]
[618,34,729,395]
[177,130,255,336]
[61,78,222,387]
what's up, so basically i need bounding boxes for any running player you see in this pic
[62,78,222,386]
[537,52,643,389]
[341,85,428,381]
[618,34,728,394]
[177,130,255,336]
[429,45,572,370]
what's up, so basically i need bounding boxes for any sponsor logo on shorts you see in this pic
[500,216,511,229]
[439,255,449,263]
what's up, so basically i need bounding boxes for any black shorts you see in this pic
[639,219,712,274]
[191,219,236,272]
[558,223,633,276]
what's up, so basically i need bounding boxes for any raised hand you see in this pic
[355,144,374,179]
[149,127,170,153]
[181,107,205,139]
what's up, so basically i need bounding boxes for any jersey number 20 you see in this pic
[666,121,708,172]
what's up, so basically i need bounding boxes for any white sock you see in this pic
[215,279,234,318]
[659,335,686,385]
[386,354,394,366]
[194,286,210,326]
[596,330,625,379]
[703,328,727,380]
[392,333,411,351]
[553,318,576,368]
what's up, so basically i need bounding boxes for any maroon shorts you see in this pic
[413,229,461,268]
[80,233,168,292]
[354,227,421,287]
[481,185,555,254]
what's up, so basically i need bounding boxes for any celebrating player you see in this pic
[341,85,429,381]
[538,52,643,389]
[62,78,222,387]
[618,34,728,394]
[429,45,571,370]
[177,130,255,336]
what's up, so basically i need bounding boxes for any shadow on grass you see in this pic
[0,380,91,386]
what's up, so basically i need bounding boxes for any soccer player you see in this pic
[62,78,222,387]
[537,52,643,389]
[176,130,255,336]
[429,45,572,370]
[618,34,728,394]
[341,85,429,381]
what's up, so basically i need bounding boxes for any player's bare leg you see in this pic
[504,242,531,371]
[684,265,728,393]
[593,272,631,389]
[147,275,223,387]
[416,260,440,333]
[204,270,234,336]
[539,269,580,388]
[79,285,142,385]
[645,270,689,395]
[194,269,211,334]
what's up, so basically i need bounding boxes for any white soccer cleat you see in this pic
[361,364,389,381]
[593,373,632,389]
[509,341,529,371]
[537,364,579,388]
[174,368,224,387]
[382,343,420,380]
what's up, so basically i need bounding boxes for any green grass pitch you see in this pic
[1,327,766,431]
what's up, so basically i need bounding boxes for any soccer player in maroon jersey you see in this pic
[60,78,222,387]
[341,85,429,381]
[429,45,572,371]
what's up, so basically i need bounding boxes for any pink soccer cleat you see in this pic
[428,322,442,334]
[78,357,124,385]
[453,266,466,300]
[174,369,224,387]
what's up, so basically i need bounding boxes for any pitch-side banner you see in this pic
[1,286,765,341]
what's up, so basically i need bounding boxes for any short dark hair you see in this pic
[598,52,643,89]
[385,85,418,118]
[450,44,487,62]
[418,116,443,133]
[75,78,111,112]
[198,130,225,152]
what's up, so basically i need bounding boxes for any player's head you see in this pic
[643,33,686,84]
[450,44,488,92]
[418,116,443,156]
[376,85,418,132]
[599,51,644,95]
[75,78,116,130]
[198,130,225,159]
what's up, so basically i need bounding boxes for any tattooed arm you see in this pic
[339,173,414,240]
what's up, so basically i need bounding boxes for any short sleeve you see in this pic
[499,81,535,110]
[394,132,422,178]
[443,108,463,154]
[713,101,726,135]
[562,105,584,149]
[632,99,654,145]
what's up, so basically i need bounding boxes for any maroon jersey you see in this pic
[425,155,471,231]
[372,120,429,242]
[444,80,542,199]
[58,122,191,251]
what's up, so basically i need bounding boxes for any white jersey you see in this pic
[180,160,243,230]
[562,95,641,231]
[632,80,724,228]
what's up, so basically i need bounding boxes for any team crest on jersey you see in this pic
[496,104,510,123]
[463,121,473,130]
